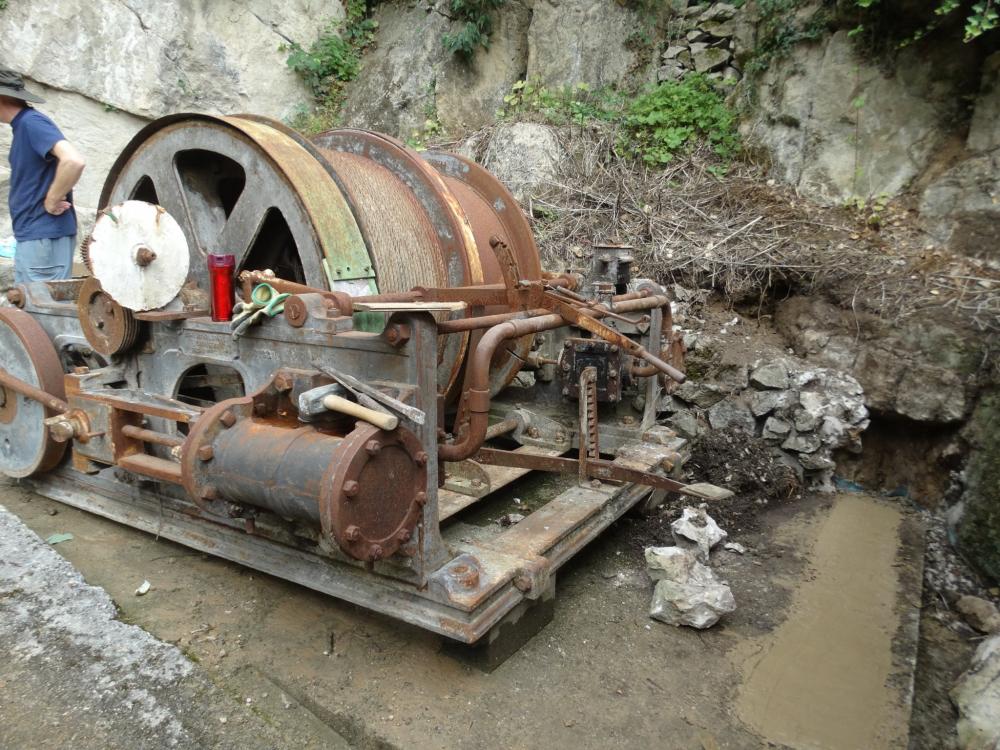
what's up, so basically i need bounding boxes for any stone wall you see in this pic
[0,0,329,239]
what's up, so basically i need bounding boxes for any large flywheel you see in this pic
[99,114,372,296]
[0,308,68,478]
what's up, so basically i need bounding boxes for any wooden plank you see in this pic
[352,301,467,312]
[438,446,564,521]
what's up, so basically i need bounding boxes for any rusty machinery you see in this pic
[0,113,724,647]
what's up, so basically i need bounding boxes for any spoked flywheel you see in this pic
[0,308,68,477]
[99,113,371,296]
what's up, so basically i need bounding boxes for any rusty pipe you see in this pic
[436,308,550,334]
[121,424,185,448]
[485,415,520,440]
[0,367,69,414]
[438,314,564,462]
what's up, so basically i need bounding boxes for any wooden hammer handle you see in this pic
[322,394,398,431]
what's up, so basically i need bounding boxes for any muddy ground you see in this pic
[0,473,942,750]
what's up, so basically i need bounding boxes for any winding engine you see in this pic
[0,114,724,649]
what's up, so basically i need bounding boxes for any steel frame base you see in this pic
[24,463,652,646]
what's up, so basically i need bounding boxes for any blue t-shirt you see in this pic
[8,108,77,241]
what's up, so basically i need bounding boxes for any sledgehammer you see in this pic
[297,383,399,431]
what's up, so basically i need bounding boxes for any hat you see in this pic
[0,69,45,104]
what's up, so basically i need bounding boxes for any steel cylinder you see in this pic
[207,420,343,523]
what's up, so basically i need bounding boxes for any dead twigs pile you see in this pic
[464,122,1000,332]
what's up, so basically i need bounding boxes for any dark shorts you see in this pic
[13,235,76,283]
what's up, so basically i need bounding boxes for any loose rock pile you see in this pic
[658,3,742,84]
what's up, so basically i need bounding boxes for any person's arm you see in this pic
[44,140,86,216]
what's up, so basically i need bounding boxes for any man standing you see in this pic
[0,69,85,282]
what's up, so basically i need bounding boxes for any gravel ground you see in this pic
[0,503,349,750]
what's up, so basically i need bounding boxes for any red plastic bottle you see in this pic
[207,254,236,322]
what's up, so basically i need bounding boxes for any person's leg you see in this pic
[18,236,75,281]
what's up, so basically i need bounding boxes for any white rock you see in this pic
[670,506,728,561]
[649,577,736,629]
[645,546,714,585]
[724,542,746,554]
[483,122,564,204]
[750,361,790,390]
[952,634,1000,749]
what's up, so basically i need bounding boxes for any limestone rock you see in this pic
[646,543,735,629]
[436,0,533,133]
[527,0,651,89]
[0,0,323,122]
[745,29,977,204]
[699,3,738,22]
[707,398,756,433]
[968,51,1000,153]
[750,361,790,390]
[952,635,1000,750]
[481,123,564,204]
[956,596,1000,635]
[649,575,736,629]
[0,258,13,291]
[662,45,687,60]
[781,431,821,454]
[674,381,724,408]
[762,416,792,440]
[341,2,447,137]
[920,150,1000,258]
[645,546,710,584]
[895,366,966,423]
[750,389,793,417]
[666,410,703,439]
[701,19,737,38]
[958,392,1000,583]
[658,61,686,82]
[671,505,727,561]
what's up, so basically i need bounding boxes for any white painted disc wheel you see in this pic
[88,200,190,311]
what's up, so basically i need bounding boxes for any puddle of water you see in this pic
[736,494,908,750]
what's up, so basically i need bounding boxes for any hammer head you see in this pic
[297,382,349,420]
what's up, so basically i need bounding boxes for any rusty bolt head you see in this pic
[414,451,428,467]
[470,478,484,488]
[135,246,157,267]
[514,575,533,593]
[369,545,384,561]
[253,401,268,416]
[608,369,618,379]
[590,479,602,489]
[47,417,76,443]
[555,430,566,442]
[273,373,293,392]
[415,491,427,507]
[344,525,361,541]
[5,289,24,307]
[527,427,540,438]
[384,323,410,348]
[621,415,635,425]
[396,529,411,543]
[343,480,360,497]
[561,361,571,372]
[197,445,214,462]
[219,410,237,428]
[364,440,382,456]
[284,299,307,328]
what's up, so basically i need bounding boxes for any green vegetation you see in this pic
[623,74,739,165]
[853,0,997,43]
[284,0,377,133]
[744,0,829,79]
[442,0,507,58]
[500,74,740,169]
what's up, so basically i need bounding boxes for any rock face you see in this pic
[481,123,565,203]
[775,296,974,424]
[527,0,650,89]
[957,391,1000,583]
[745,29,977,204]
[0,0,324,238]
